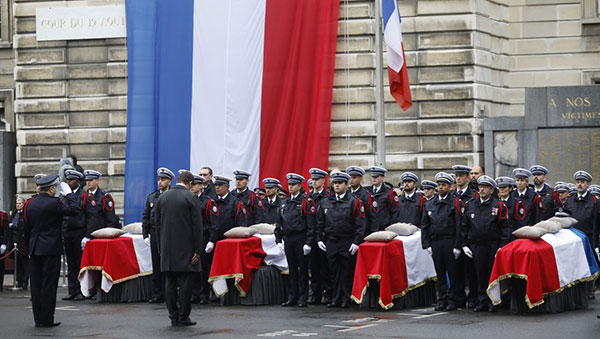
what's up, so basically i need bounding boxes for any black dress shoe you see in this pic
[177,318,197,326]
[61,294,76,301]
[341,301,350,309]
[297,302,307,308]
[190,296,201,304]
[488,306,498,313]
[199,299,209,305]
[321,297,331,305]
[473,305,487,312]
[445,304,457,311]
[149,297,164,304]
[307,296,318,304]
[35,322,61,328]
[467,301,477,309]
[327,303,339,308]
[281,300,297,307]
[73,294,85,301]
[434,304,447,311]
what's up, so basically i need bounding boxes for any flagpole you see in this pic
[374,0,386,167]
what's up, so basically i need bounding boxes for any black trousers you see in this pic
[455,252,478,306]
[431,238,459,306]
[30,255,61,325]
[326,238,355,305]
[63,229,85,295]
[0,257,4,289]
[472,242,499,306]
[150,228,165,299]
[192,232,213,301]
[284,234,309,303]
[309,241,332,300]
[164,272,194,322]
[15,252,29,287]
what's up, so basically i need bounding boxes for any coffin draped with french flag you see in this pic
[487,228,599,308]
[123,0,339,223]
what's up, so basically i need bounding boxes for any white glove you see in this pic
[0,244,5,254]
[81,237,90,250]
[462,246,473,259]
[453,248,461,260]
[426,247,432,255]
[58,182,72,196]
[205,241,215,254]
[144,237,150,247]
[349,243,359,255]
[318,241,327,252]
[303,244,311,256]
[595,248,600,262]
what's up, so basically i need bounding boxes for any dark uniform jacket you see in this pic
[62,188,87,235]
[564,192,599,249]
[152,185,203,272]
[84,187,121,237]
[197,192,219,238]
[350,186,373,236]
[211,192,249,243]
[274,193,316,245]
[203,181,217,199]
[231,188,264,225]
[8,210,27,252]
[498,195,517,234]
[366,185,399,233]
[460,197,510,247]
[23,193,78,256]
[421,194,462,249]
[454,186,478,203]
[262,196,282,225]
[142,189,162,238]
[316,192,366,245]
[511,188,540,228]
[397,192,425,226]
[533,184,556,222]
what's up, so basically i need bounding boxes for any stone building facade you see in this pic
[2,0,600,214]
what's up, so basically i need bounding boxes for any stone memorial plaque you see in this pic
[538,128,600,184]
[545,86,600,127]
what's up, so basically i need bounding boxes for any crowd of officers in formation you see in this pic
[1,159,598,326]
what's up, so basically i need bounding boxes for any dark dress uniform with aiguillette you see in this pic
[231,170,264,225]
[316,173,365,307]
[24,175,78,327]
[262,178,282,224]
[308,180,333,304]
[82,170,121,237]
[397,172,425,226]
[210,192,249,243]
[367,184,400,233]
[530,165,555,223]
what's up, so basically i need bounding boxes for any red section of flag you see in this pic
[259,0,339,186]
[79,237,141,284]
[388,43,412,111]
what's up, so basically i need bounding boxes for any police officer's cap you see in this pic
[254,187,266,195]
[589,185,600,195]
[421,180,437,189]
[512,168,531,178]
[157,167,175,180]
[368,166,387,177]
[331,172,351,183]
[451,165,471,174]
[84,170,102,180]
[529,165,548,176]
[286,173,305,184]
[495,176,514,188]
[34,173,47,181]
[65,169,84,181]
[477,175,497,189]
[555,207,571,218]
[278,184,289,195]
[401,172,419,183]
[307,179,313,186]
[345,166,365,177]
[193,174,205,185]
[309,168,328,179]
[262,177,280,188]
[554,183,569,193]
[36,174,59,189]
[554,181,566,187]
[214,175,232,185]
[573,170,592,182]
[435,172,454,185]
[233,169,251,180]
[568,183,578,194]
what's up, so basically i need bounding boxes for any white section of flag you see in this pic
[190,0,266,188]
[383,0,404,72]
[396,231,437,288]
[541,229,592,287]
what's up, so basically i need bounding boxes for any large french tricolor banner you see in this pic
[382,0,412,111]
[487,228,599,308]
[124,0,339,223]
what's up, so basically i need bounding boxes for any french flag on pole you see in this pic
[123,0,339,223]
[382,0,412,111]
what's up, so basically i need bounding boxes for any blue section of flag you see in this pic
[382,0,400,28]
[569,228,600,276]
[124,0,194,224]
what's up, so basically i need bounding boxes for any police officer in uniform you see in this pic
[367,166,400,233]
[61,170,87,301]
[421,172,462,311]
[254,187,266,201]
[262,178,282,224]
[511,168,540,228]
[24,174,78,327]
[460,176,510,312]
[398,172,425,226]
[495,177,517,235]
[346,166,372,237]
[277,173,316,308]
[231,170,264,225]
[563,170,599,299]
[308,168,333,305]
[205,176,249,252]
[142,167,173,303]
[453,165,478,202]
[422,180,437,201]
[200,167,217,199]
[554,183,571,208]
[316,172,365,308]
[530,165,555,222]
[81,170,121,249]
